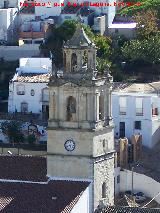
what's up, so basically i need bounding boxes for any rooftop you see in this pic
[61,5,81,14]
[64,25,94,47]
[13,73,51,83]
[108,23,137,29]
[98,206,160,213]
[19,58,52,70]
[19,3,35,14]
[0,155,89,212]
[0,180,89,213]
[112,82,160,94]
[0,155,47,182]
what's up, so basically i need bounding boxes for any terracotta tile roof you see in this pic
[0,155,90,212]
[0,180,89,213]
[79,7,94,17]
[98,206,160,213]
[0,155,47,182]
[14,73,51,83]
[61,5,81,14]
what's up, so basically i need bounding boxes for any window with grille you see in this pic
[17,84,25,95]
[135,121,141,130]
[136,98,143,116]
[119,97,126,115]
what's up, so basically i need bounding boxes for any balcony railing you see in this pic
[119,107,126,115]
[136,108,143,116]
[19,31,45,39]
[17,91,25,95]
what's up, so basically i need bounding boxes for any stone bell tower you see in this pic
[47,23,115,211]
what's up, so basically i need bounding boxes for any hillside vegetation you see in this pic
[120,0,160,19]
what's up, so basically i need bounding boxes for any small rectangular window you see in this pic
[152,108,158,116]
[17,85,25,95]
[135,121,141,130]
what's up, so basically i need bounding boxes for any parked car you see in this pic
[125,190,132,196]
[0,40,6,45]
[125,190,136,196]
[135,192,146,202]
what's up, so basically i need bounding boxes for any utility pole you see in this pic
[131,166,134,196]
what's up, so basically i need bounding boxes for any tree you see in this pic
[96,57,112,74]
[40,20,112,69]
[134,9,158,40]
[1,121,24,144]
[94,35,111,59]
[121,34,160,65]
[40,20,94,66]
[120,0,160,19]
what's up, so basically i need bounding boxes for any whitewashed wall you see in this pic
[18,14,36,24]
[71,186,90,213]
[107,28,136,39]
[0,8,18,41]
[112,93,160,148]
[8,82,48,113]
[35,0,64,18]
[120,170,160,204]
[0,45,40,61]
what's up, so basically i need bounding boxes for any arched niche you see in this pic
[67,96,76,121]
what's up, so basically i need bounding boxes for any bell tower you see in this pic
[47,23,115,211]
[63,27,96,73]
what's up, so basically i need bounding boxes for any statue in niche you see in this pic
[67,96,76,121]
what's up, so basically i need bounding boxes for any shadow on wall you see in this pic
[151,124,160,148]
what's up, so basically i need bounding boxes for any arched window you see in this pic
[31,89,35,96]
[82,50,88,66]
[99,93,104,120]
[102,182,106,198]
[67,96,76,113]
[71,53,77,72]
[67,96,76,121]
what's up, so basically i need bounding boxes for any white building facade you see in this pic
[34,0,64,18]
[8,58,51,116]
[0,7,18,42]
[112,83,160,148]
[0,0,24,9]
